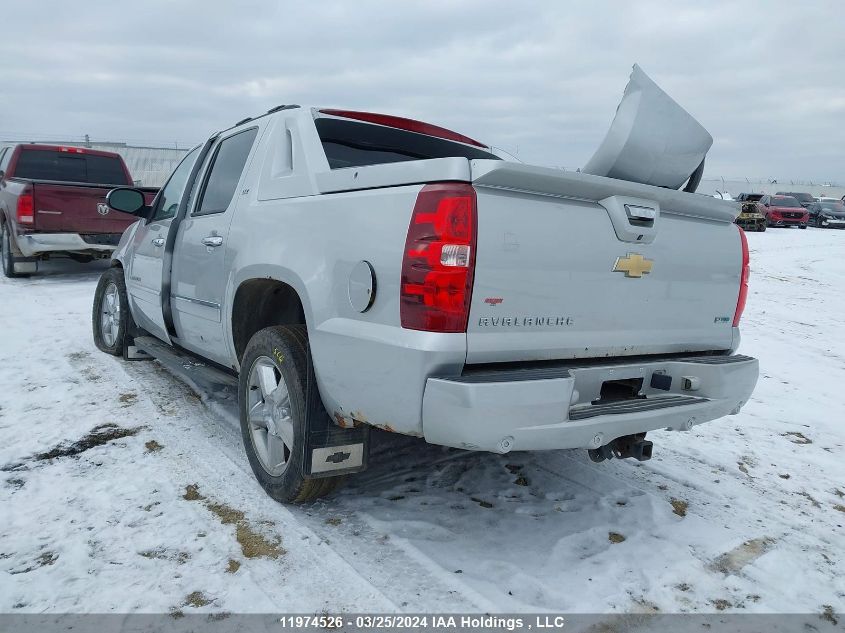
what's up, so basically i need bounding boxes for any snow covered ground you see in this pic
[1,227,843,618]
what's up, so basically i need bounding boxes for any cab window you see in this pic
[194,128,258,217]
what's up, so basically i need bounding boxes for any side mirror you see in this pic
[107,187,147,215]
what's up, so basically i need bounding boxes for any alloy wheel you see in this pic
[246,356,294,476]
[1,226,10,275]
[99,282,121,347]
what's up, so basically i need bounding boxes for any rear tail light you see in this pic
[400,183,477,332]
[16,189,34,225]
[732,225,750,327]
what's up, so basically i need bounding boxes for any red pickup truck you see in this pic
[0,144,156,277]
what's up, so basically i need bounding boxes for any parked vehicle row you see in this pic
[0,144,156,277]
[729,191,845,231]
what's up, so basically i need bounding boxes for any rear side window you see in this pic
[13,149,128,184]
[195,128,258,216]
[316,118,500,169]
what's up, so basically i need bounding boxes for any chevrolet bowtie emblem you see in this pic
[325,450,351,464]
[613,253,653,278]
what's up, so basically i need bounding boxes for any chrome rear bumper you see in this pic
[16,233,117,257]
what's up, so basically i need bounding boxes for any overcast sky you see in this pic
[1,1,842,181]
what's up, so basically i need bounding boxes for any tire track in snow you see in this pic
[119,359,492,611]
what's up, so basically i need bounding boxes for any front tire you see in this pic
[239,325,343,504]
[1,223,24,279]
[92,267,129,355]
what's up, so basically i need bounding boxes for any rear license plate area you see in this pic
[592,377,645,404]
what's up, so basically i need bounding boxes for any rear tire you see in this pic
[92,267,129,355]
[800,224,807,229]
[1,223,24,279]
[239,325,344,504]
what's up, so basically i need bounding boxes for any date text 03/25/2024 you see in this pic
[276,615,567,630]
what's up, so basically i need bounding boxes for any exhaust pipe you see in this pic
[588,433,653,463]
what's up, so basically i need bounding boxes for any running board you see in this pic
[569,394,709,421]
[133,336,238,390]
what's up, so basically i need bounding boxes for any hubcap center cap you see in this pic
[265,402,290,436]
[274,403,290,418]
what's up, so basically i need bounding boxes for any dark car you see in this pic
[807,200,845,228]
[776,191,815,208]
[736,192,764,203]
[760,195,809,228]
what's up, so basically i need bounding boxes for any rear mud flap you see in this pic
[300,346,368,479]
[305,425,369,477]
[123,318,154,361]
[12,254,38,274]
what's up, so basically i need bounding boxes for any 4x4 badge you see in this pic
[613,253,653,278]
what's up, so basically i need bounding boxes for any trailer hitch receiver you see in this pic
[588,433,653,463]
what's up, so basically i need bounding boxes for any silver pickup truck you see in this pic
[93,68,758,503]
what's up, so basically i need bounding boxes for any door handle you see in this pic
[201,236,224,248]
[151,238,165,247]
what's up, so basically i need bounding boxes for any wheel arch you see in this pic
[230,272,310,364]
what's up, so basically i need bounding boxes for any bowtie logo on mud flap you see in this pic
[325,450,351,464]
